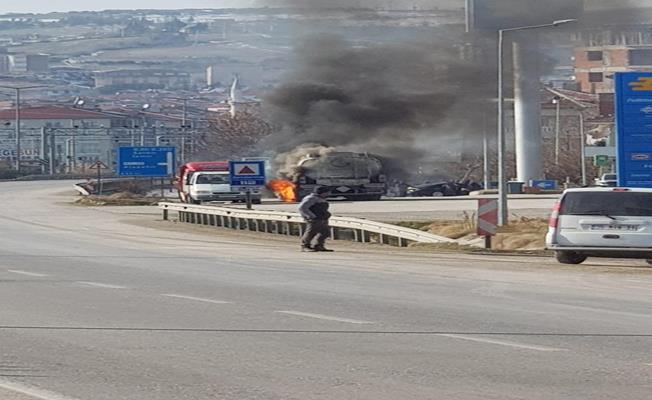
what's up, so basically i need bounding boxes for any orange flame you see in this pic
[267,179,297,203]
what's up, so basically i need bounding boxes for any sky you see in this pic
[0,0,463,14]
[0,1,258,13]
[1,1,648,14]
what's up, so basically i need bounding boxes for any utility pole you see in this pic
[0,85,46,171]
[40,127,47,175]
[182,98,189,163]
[167,96,192,164]
[49,128,56,175]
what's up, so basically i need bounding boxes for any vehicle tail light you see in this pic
[549,201,562,228]
[612,188,630,192]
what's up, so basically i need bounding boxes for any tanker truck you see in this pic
[294,152,386,201]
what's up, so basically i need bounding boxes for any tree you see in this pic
[196,108,274,160]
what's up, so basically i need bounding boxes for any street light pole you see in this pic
[483,126,490,190]
[496,19,577,226]
[15,89,20,171]
[579,112,587,186]
[553,96,561,164]
[497,28,507,226]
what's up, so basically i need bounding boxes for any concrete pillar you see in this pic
[513,37,542,183]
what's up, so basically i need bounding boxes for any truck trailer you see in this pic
[294,152,386,201]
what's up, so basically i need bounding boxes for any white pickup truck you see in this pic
[176,162,262,204]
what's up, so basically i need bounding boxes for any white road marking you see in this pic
[437,334,566,352]
[7,270,48,277]
[161,294,231,304]
[76,281,126,289]
[275,310,374,325]
[0,378,80,400]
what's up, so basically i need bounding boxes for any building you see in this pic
[0,54,9,74]
[574,4,652,94]
[0,106,113,130]
[8,54,26,73]
[26,54,49,73]
[0,106,117,169]
[206,63,279,89]
[94,69,191,91]
[573,45,652,93]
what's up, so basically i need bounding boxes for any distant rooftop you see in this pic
[0,106,113,120]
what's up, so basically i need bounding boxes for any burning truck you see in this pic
[268,151,386,202]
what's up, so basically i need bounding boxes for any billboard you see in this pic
[615,72,652,188]
[117,146,176,177]
[467,0,584,31]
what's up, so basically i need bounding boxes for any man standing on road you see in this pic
[299,186,333,252]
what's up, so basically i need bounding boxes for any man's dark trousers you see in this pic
[302,219,330,248]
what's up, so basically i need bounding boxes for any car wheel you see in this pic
[431,191,444,197]
[555,251,587,265]
[189,198,201,205]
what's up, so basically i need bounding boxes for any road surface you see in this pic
[0,181,650,400]
[232,195,559,221]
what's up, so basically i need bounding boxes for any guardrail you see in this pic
[159,202,454,247]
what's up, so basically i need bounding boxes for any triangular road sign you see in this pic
[238,165,256,174]
[88,161,109,170]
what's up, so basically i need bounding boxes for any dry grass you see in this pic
[393,215,550,251]
[75,192,162,206]
[494,217,549,251]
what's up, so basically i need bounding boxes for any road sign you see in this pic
[477,199,498,237]
[529,180,557,190]
[594,155,610,167]
[118,147,176,177]
[88,160,108,170]
[229,160,266,189]
[615,72,652,187]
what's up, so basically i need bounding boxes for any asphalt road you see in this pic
[231,195,560,221]
[0,181,650,400]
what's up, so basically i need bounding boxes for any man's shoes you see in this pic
[313,247,334,252]
[301,245,314,252]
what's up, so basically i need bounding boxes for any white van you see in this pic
[188,171,261,204]
[546,187,652,264]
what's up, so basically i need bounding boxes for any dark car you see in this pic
[406,180,482,197]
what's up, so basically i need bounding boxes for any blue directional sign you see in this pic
[229,160,266,189]
[615,72,652,188]
[118,147,176,177]
[530,180,557,190]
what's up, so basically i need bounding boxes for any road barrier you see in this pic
[159,202,454,247]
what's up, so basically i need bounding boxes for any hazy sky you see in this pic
[0,0,462,14]
[1,1,257,13]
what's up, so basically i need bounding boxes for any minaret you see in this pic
[229,74,243,118]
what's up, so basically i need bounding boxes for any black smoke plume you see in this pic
[259,0,648,179]
[260,33,493,178]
